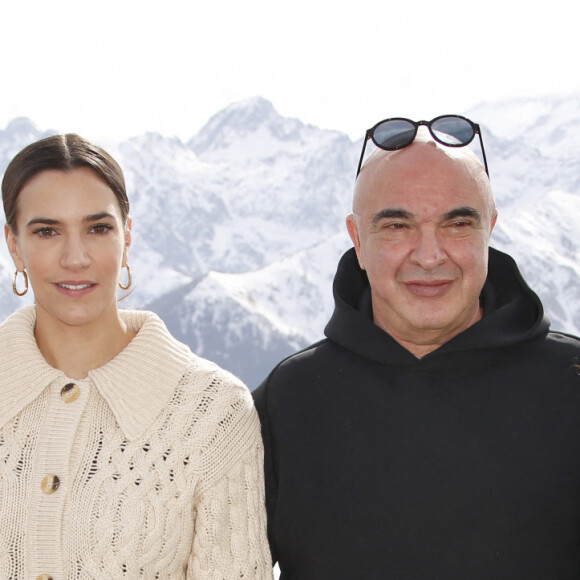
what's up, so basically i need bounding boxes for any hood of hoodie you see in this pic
[324,246,550,366]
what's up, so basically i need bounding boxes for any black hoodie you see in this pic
[254,247,580,580]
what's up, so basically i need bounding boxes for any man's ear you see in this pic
[490,209,498,235]
[4,224,24,271]
[346,214,365,270]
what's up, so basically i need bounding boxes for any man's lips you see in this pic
[404,280,454,297]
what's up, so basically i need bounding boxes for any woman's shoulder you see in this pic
[0,305,36,333]
[0,306,44,365]
[121,308,251,396]
[179,351,254,418]
[167,352,260,488]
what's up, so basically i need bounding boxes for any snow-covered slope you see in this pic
[0,95,578,386]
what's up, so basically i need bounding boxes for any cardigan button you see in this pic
[41,474,60,494]
[61,382,80,403]
[37,575,54,580]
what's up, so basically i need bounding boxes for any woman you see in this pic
[0,134,272,579]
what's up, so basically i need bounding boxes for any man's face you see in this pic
[347,144,497,356]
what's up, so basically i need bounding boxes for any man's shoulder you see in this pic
[544,329,580,353]
[253,338,344,404]
[261,338,335,381]
[516,329,580,380]
[544,329,580,365]
[547,328,580,342]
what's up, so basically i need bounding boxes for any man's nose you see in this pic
[409,227,446,269]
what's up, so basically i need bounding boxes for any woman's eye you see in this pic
[33,227,57,238]
[91,223,113,234]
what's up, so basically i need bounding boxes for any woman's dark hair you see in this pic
[2,134,130,232]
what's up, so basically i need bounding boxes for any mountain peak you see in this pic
[215,96,278,128]
[187,97,306,158]
[0,117,45,142]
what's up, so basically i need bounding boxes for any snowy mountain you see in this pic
[0,95,578,386]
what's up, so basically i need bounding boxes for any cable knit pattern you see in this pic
[0,306,272,579]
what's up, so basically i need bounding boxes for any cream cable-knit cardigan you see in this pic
[0,306,272,579]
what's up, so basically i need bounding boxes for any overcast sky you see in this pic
[1,0,578,144]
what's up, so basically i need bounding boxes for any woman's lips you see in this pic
[55,281,96,296]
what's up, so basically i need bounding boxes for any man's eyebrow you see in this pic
[372,208,413,226]
[443,207,482,222]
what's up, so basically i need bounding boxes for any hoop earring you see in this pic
[119,264,132,290]
[12,269,28,296]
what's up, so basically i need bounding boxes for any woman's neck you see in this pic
[34,308,137,379]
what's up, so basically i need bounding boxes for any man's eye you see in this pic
[444,220,475,237]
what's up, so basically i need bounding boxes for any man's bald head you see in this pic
[346,137,498,357]
[353,137,495,220]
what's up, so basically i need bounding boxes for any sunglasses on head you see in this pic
[355,114,489,178]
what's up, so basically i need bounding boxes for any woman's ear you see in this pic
[122,218,132,266]
[4,224,25,271]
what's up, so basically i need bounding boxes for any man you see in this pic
[253,119,580,579]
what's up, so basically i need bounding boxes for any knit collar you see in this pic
[0,306,193,440]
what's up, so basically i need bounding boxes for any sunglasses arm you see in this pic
[476,129,490,178]
[355,131,372,179]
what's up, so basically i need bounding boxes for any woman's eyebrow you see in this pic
[25,212,116,228]
[26,217,59,227]
[84,211,116,222]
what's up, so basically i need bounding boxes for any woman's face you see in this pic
[5,167,131,331]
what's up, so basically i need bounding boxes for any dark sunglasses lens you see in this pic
[372,120,416,150]
[431,117,475,146]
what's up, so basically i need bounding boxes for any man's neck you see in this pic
[373,305,484,359]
